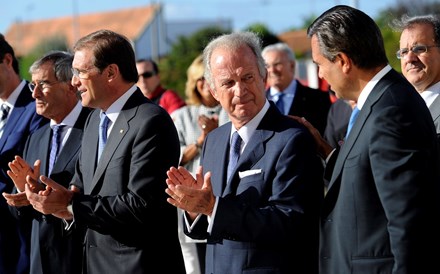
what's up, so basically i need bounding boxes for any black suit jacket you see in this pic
[267,80,332,135]
[71,89,185,274]
[10,107,90,274]
[321,69,440,273]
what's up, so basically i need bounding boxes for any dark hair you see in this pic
[73,29,138,83]
[0,33,19,74]
[391,14,440,45]
[136,58,159,74]
[29,50,73,82]
[307,5,387,69]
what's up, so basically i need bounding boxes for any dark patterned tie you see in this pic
[49,125,64,175]
[98,112,110,162]
[227,131,242,181]
[0,103,10,133]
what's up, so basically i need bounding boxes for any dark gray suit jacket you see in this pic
[186,102,324,274]
[71,89,185,274]
[321,69,440,274]
[11,107,90,274]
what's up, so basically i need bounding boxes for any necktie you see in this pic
[98,112,110,162]
[345,106,360,139]
[227,131,242,180]
[275,93,285,114]
[0,103,10,132]
[49,125,64,175]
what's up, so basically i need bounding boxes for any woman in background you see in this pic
[171,55,228,274]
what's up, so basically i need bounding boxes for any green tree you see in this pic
[243,23,281,48]
[20,35,69,80]
[159,26,230,98]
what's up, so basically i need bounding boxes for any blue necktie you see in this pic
[275,93,285,114]
[345,106,360,139]
[98,112,110,162]
[227,131,242,180]
[49,125,64,175]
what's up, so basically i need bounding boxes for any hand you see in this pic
[289,115,334,159]
[25,175,74,219]
[198,115,219,134]
[2,191,30,207]
[165,166,216,218]
[7,157,41,192]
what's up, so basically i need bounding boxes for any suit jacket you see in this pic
[321,69,440,274]
[323,98,352,148]
[429,94,440,133]
[71,89,185,274]
[186,102,324,274]
[10,107,90,274]
[267,80,332,135]
[0,83,48,274]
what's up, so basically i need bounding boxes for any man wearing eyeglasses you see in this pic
[135,59,185,114]
[393,14,440,135]
[24,30,185,274]
[0,34,48,274]
[3,50,90,274]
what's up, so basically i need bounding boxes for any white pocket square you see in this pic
[239,169,262,179]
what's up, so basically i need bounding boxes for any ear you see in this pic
[337,53,351,74]
[106,64,119,80]
[2,53,13,68]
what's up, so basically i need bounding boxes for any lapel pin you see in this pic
[120,129,124,134]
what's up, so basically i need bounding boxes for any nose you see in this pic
[71,74,80,86]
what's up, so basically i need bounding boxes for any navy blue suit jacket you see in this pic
[186,102,324,274]
[267,80,332,135]
[0,83,48,274]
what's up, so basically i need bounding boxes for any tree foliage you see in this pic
[19,35,69,80]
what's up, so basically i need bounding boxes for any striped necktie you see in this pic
[227,131,242,181]
[0,103,10,133]
[49,125,64,175]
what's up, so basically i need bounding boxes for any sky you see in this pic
[0,0,399,35]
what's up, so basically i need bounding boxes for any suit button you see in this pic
[326,218,332,222]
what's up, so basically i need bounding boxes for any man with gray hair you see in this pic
[262,42,331,134]
[4,50,90,274]
[165,31,324,274]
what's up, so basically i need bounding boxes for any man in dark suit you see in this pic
[3,51,89,274]
[0,34,48,274]
[262,42,331,135]
[24,30,185,274]
[165,32,324,274]
[300,5,440,273]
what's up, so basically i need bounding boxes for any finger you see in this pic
[39,176,64,191]
[34,160,41,178]
[70,185,80,193]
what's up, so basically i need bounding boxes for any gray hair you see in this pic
[262,42,296,61]
[391,14,440,45]
[202,31,267,90]
[29,50,73,82]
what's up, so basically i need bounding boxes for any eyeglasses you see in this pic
[28,81,61,92]
[138,71,156,79]
[396,45,440,59]
[71,67,98,79]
